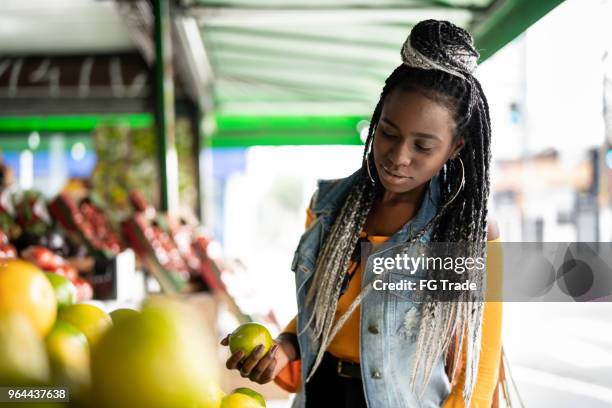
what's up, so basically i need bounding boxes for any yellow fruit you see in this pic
[46,320,90,393]
[232,388,266,407]
[221,393,264,408]
[0,259,57,336]
[109,308,139,325]
[0,313,50,385]
[91,297,223,408]
[57,304,112,348]
[229,323,273,362]
[45,273,77,310]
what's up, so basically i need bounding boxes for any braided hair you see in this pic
[303,20,492,406]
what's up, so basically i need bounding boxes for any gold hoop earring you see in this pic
[365,129,376,185]
[365,152,376,184]
[442,156,465,208]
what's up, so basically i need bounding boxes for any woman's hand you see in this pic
[220,333,298,384]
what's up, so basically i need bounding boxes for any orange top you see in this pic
[274,208,503,408]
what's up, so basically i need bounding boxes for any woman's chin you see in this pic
[378,178,415,193]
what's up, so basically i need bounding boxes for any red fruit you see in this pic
[54,265,78,282]
[0,244,17,259]
[73,278,94,302]
[22,246,63,270]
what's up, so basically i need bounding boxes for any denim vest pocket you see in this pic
[292,250,315,276]
[291,216,325,275]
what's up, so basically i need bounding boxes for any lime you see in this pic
[232,388,266,407]
[0,312,50,385]
[221,393,264,408]
[229,323,273,362]
[91,297,223,408]
[57,304,112,347]
[45,320,90,392]
[45,273,77,310]
[109,308,139,325]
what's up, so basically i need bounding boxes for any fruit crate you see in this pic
[47,193,123,260]
[121,214,190,294]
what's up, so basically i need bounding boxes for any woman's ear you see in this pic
[450,137,465,159]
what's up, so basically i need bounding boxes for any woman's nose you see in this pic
[387,142,413,168]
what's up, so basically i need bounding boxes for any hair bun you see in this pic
[403,19,479,76]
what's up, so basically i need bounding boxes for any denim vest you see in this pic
[290,168,451,408]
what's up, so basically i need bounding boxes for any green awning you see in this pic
[185,0,565,146]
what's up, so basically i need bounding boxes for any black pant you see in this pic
[305,353,367,408]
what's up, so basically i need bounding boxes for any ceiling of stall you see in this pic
[189,1,482,117]
[184,0,565,146]
[0,0,565,146]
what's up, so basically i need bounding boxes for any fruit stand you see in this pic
[0,153,286,407]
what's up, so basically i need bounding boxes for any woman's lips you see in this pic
[380,165,412,183]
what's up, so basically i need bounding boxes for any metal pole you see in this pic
[193,104,204,221]
[153,0,179,213]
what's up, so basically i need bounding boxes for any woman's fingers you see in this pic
[239,345,265,377]
[225,350,244,370]
[249,344,279,383]
[225,342,282,384]
[257,359,277,384]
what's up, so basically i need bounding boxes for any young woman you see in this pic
[222,19,505,408]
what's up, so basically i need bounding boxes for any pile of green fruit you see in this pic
[0,259,267,408]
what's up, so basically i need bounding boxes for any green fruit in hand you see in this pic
[91,297,223,408]
[0,313,50,385]
[109,308,139,325]
[229,323,273,362]
[45,320,90,392]
[232,388,266,407]
[58,304,112,348]
[45,273,77,310]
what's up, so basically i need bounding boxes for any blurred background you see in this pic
[1,0,611,406]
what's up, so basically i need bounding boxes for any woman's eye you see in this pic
[381,131,397,139]
[415,144,433,153]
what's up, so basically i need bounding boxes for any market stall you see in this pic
[0,0,566,406]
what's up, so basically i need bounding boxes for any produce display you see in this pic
[48,194,122,258]
[0,183,271,338]
[0,165,282,406]
[121,191,229,296]
[0,185,232,301]
[0,258,271,407]
[23,246,93,302]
